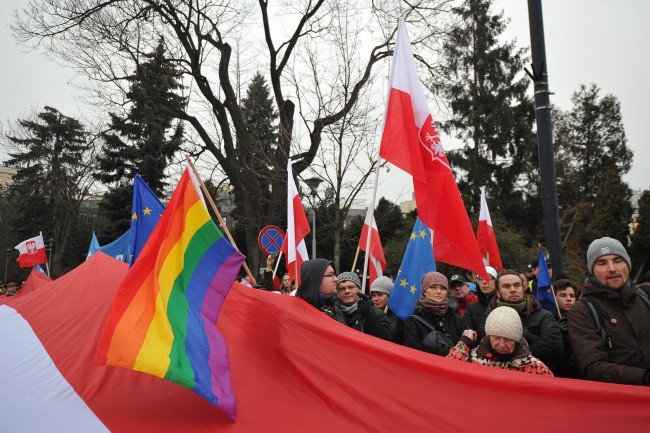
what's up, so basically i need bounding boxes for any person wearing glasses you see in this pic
[333,272,393,341]
[296,258,339,315]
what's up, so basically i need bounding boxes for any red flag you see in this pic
[477,187,503,271]
[379,19,487,280]
[14,233,47,268]
[281,159,310,286]
[358,207,386,286]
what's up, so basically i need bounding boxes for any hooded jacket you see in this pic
[568,276,650,385]
[296,258,334,309]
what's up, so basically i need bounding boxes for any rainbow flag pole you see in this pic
[184,154,256,284]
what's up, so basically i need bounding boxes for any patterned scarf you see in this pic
[418,296,448,317]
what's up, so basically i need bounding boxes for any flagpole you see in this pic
[551,284,562,318]
[351,246,361,272]
[185,155,256,283]
[42,232,51,277]
[358,19,396,292]
[272,251,283,279]
[361,154,382,294]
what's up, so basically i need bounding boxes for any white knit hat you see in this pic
[484,306,523,342]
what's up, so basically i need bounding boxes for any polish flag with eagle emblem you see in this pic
[379,19,487,280]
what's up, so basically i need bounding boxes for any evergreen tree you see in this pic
[4,106,90,274]
[233,72,279,266]
[630,190,650,275]
[554,84,634,269]
[438,0,536,231]
[554,84,632,204]
[95,39,185,238]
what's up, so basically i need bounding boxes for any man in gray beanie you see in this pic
[333,271,393,341]
[568,236,650,386]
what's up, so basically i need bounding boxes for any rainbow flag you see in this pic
[97,167,245,419]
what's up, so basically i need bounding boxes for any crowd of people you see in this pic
[248,236,650,387]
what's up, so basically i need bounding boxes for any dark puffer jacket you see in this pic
[568,277,650,385]
[478,296,563,373]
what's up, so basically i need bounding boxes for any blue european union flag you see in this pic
[87,230,131,263]
[129,174,165,266]
[536,249,557,315]
[388,217,437,321]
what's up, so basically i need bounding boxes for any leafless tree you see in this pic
[13,0,455,271]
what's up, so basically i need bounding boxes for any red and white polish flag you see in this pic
[379,19,488,281]
[358,207,386,287]
[281,159,310,287]
[15,232,48,268]
[476,187,503,271]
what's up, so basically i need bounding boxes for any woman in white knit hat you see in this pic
[447,306,553,376]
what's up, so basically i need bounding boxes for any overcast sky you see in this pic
[1,1,648,203]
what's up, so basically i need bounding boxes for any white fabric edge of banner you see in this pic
[0,305,109,433]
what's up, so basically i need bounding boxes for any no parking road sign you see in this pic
[258,225,285,255]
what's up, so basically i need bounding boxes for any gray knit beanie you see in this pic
[586,237,631,274]
[421,271,448,291]
[485,306,523,342]
[337,272,361,289]
[370,276,394,296]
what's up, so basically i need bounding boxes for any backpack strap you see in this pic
[635,288,650,311]
[408,314,437,333]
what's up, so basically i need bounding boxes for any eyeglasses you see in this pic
[323,272,337,278]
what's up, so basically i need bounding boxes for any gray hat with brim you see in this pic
[586,237,631,274]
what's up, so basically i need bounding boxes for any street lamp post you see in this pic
[304,177,322,259]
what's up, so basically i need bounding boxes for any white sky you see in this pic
[1,1,648,204]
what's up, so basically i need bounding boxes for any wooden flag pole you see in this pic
[185,155,256,283]
[351,246,361,272]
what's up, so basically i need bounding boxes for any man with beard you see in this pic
[478,269,563,373]
[568,237,650,385]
